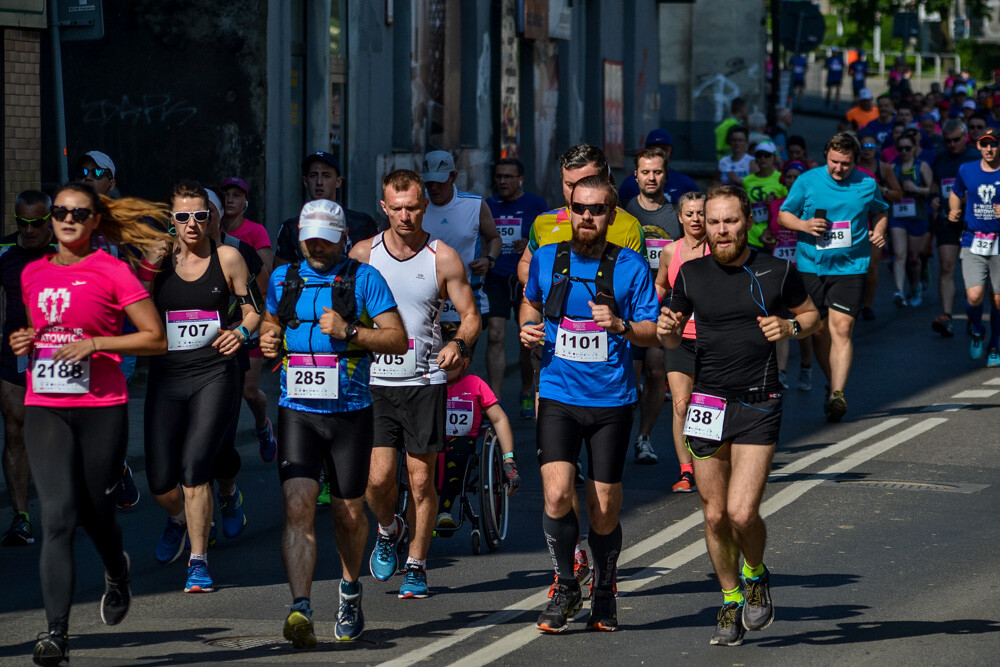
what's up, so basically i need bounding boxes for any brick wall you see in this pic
[4,28,42,235]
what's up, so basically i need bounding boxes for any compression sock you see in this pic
[680,463,694,475]
[340,579,360,595]
[189,552,207,564]
[169,510,185,525]
[378,516,401,537]
[723,584,744,606]
[404,556,426,569]
[291,597,311,612]
[742,560,765,580]
[967,301,985,336]
[588,522,622,591]
[989,308,1000,350]
[543,508,580,587]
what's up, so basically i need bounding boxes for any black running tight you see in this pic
[24,404,129,633]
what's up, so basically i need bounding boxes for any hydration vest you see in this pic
[543,241,622,323]
[276,260,368,357]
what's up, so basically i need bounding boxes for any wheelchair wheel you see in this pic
[478,428,509,551]
[471,529,482,555]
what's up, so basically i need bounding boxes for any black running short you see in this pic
[686,394,783,459]
[666,337,696,375]
[800,272,865,319]
[536,398,634,484]
[277,406,373,499]
[484,272,522,320]
[372,383,447,455]
[933,218,962,247]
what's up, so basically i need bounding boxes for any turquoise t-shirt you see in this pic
[780,166,888,276]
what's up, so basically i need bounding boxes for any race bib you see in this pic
[446,398,474,437]
[972,232,999,257]
[31,346,90,394]
[495,218,521,255]
[166,310,221,351]
[752,203,769,224]
[892,198,917,218]
[371,339,417,378]
[682,393,726,441]
[286,354,339,399]
[441,289,489,322]
[773,242,797,264]
[940,178,955,199]
[554,318,608,362]
[816,221,851,250]
[646,239,671,270]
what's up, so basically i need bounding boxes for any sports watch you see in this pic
[788,319,802,338]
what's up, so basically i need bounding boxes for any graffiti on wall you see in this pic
[693,57,759,122]
[81,94,197,128]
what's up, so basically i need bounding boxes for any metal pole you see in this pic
[770,0,781,116]
[49,0,68,184]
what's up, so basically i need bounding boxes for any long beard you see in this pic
[708,230,747,264]
[570,225,608,258]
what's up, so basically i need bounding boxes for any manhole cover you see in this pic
[833,480,985,493]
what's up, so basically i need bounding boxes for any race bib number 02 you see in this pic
[495,218,521,255]
[816,221,851,250]
[166,310,221,351]
[773,242,796,264]
[31,346,90,394]
[286,354,339,399]
[446,399,474,437]
[682,393,726,441]
[892,198,917,218]
[371,339,417,378]
[972,232,999,257]
[554,318,608,362]
[646,239,671,270]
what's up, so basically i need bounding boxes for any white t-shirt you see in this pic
[718,154,754,185]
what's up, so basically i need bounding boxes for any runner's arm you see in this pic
[346,308,408,354]
[53,297,166,362]
[517,245,534,285]
[654,243,676,300]
[469,201,501,276]
[948,191,964,222]
[880,162,904,203]
[437,242,481,370]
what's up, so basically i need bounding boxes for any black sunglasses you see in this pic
[570,202,609,216]
[979,139,998,148]
[50,206,94,222]
[76,167,110,180]
[171,210,210,224]
[897,145,914,151]
[944,136,966,144]
[15,212,51,228]
[861,143,877,149]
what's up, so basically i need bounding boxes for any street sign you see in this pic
[56,0,103,41]
[779,0,824,53]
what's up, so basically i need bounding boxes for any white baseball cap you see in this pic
[206,190,223,217]
[298,199,346,243]
[755,141,778,155]
[85,150,116,178]
[422,150,456,183]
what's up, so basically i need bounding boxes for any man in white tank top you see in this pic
[350,169,480,599]
[420,150,502,327]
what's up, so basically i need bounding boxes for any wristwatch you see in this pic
[235,326,250,341]
[787,319,802,338]
[619,319,633,336]
[344,323,359,342]
[452,338,470,359]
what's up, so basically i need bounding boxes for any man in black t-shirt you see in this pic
[658,185,819,647]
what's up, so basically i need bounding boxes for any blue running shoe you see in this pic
[155,518,187,565]
[398,563,429,599]
[971,333,985,360]
[988,348,1000,368]
[184,559,214,593]
[258,419,277,463]
[335,582,365,640]
[219,487,247,539]
[369,515,403,581]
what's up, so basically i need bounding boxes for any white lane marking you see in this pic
[447,417,946,667]
[984,378,1000,385]
[951,389,1000,399]
[921,403,969,412]
[378,418,908,667]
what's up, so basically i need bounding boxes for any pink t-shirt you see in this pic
[21,250,149,407]
[227,218,271,251]
[446,373,498,438]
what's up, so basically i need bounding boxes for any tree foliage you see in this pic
[830,0,991,49]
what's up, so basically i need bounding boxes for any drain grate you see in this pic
[205,636,296,650]
[833,479,986,493]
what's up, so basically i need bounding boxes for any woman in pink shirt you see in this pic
[12,182,168,665]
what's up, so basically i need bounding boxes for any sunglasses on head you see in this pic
[15,212,51,228]
[570,202,609,216]
[171,210,210,224]
[76,167,110,180]
[50,206,94,223]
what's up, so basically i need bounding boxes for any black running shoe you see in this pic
[33,630,68,666]
[2,512,34,546]
[116,463,140,510]
[101,552,131,626]
[709,602,746,646]
[825,391,847,423]
[536,582,582,633]
[742,566,774,631]
[587,589,618,631]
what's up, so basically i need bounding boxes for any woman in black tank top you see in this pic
[143,181,261,594]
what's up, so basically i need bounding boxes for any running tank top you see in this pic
[421,186,484,289]
[667,239,708,340]
[891,158,929,222]
[368,232,446,387]
[151,241,232,373]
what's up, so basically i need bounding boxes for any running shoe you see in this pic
[587,588,618,631]
[369,515,404,581]
[32,630,68,666]
[861,307,876,321]
[435,512,457,531]
[825,391,848,423]
[283,608,317,649]
[634,434,658,464]
[116,462,140,510]
[184,558,214,593]
[672,470,696,493]
[797,366,812,391]
[100,552,131,626]
[777,370,789,390]
[154,518,187,565]
[908,284,923,307]
[710,602,746,646]
[536,583,583,633]
[2,512,34,546]
[520,394,534,420]
[970,332,986,360]
[218,486,247,539]
[931,315,955,338]
[575,549,593,588]
[742,566,775,631]
[893,291,907,308]
[316,481,331,506]
[335,582,365,640]
[398,563,429,598]
[257,418,277,463]
[988,348,1000,368]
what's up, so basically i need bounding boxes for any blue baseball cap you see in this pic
[645,129,673,147]
[301,151,342,176]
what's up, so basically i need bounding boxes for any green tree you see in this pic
[831,0,991,48]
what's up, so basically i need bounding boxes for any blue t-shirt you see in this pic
[790,55,807,84]
[524,243,658,407]
[266,260,397,414]
[862,118,896,147]
[485,192,548,277]
[780,166,888,276]
[617,169,700,208]
[952,160,1000,245]
[849,60,868,87]
[825,55,844,84]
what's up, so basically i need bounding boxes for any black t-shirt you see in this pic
[670,251,809,397]
[276,207,378,263]
[0,232,56,337]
